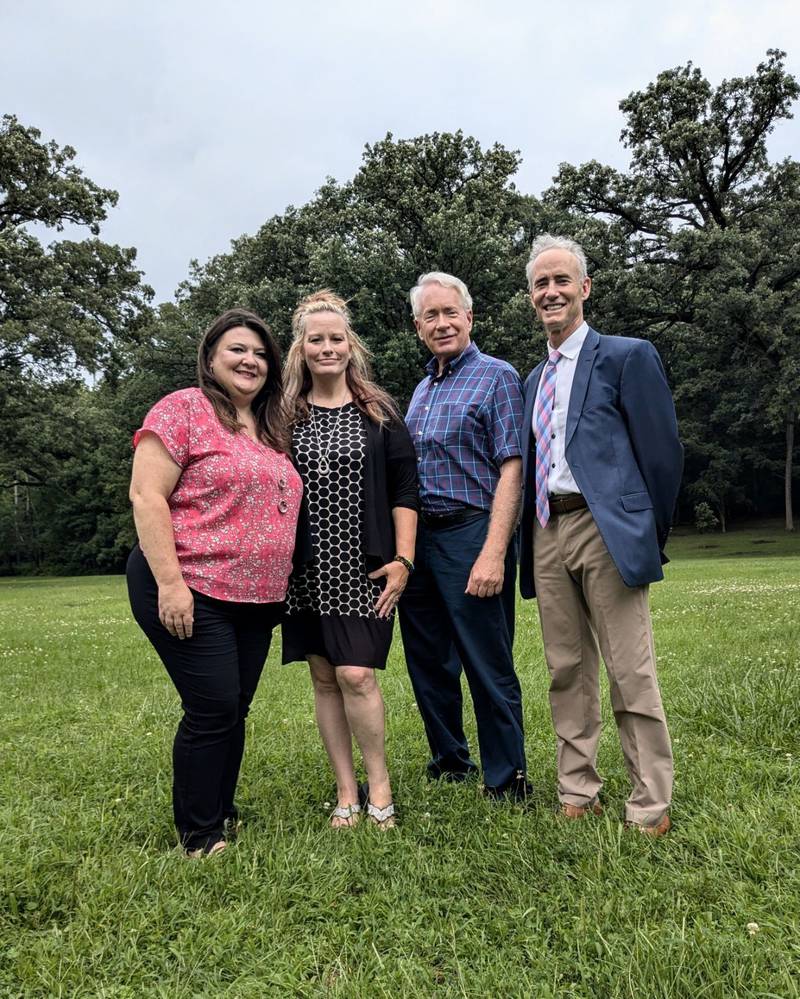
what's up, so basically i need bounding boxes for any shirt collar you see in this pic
[550,321,588,361]
[425,339,479,377]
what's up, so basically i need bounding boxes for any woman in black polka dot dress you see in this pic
[282,291,418,828]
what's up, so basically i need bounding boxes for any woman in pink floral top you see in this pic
[126,309,301,857]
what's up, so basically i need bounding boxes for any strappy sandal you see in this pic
[330,803,361,828]
[184,836,226,859]
[366,800,396,830]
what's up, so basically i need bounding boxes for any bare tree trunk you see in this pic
[718,499,727,534]
[13,479,22,569]
[786,412,795,532]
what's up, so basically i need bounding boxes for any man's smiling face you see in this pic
[415,283,473,371]
[530,248,591,347]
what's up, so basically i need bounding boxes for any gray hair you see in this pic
[525,234,588,289]
[409,272,473,319]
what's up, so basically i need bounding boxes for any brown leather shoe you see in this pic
[627,813,671,838]
[559,799,603,819]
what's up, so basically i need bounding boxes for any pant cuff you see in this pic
[625,806,670,826]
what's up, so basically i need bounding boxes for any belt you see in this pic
[420,507,485,529]
[549,493,588,516]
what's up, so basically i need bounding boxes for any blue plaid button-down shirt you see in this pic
[405,341,524,515]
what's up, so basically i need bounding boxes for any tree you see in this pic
[0,115,152,382]
[545,50,800,529]
[0,115,153,568]
[177,132,546,403]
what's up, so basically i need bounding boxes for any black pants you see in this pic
[398,513,526,791]
[126,546,282,850]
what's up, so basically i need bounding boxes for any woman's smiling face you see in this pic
[303,312,352,379]
[210,326,269,404]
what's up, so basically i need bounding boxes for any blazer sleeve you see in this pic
[384,416,420,512]
[620,340,684,551]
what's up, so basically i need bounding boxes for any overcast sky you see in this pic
[4,0,799,302]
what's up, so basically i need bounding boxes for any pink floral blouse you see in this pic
[134,388,302,603]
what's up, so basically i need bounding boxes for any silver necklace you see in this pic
[308,393,349,475]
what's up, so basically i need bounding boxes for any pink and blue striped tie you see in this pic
[534,349,561,527]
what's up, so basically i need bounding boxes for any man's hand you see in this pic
[464,456,521,598]
[465,550,505,598]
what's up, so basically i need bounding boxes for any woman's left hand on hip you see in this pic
[369,561,409,619]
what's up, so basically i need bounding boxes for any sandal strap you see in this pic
[185,836,226,858]
[366,801,395,822]
[331,803,362,820]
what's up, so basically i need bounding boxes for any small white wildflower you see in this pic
[746,922,759,936]
[323,801,331,809]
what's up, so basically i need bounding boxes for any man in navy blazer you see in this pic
[520,234,683,836]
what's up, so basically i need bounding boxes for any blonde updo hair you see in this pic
[283,289,399,426]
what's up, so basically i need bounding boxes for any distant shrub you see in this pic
[694,502,719,533]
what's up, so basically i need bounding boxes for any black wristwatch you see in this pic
[393,555,414,574]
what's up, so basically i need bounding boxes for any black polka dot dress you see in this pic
[282,403,394,669]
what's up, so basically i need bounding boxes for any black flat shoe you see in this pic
[426,763,480,783]
[483,772,533,803]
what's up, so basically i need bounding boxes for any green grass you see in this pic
[669,520,800,560]
[2,535,799,997]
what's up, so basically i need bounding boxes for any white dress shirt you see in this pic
[533,321,588,496]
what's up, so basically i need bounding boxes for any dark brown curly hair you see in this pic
[197,308,290,454]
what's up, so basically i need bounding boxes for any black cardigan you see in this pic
[291,409,419,574]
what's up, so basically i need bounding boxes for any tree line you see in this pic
[1,50,798,574]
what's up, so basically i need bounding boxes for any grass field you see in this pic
[2,524,799,997]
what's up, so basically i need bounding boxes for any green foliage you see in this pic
[693,502,719,533]
[3,51,800,573]
[0,115,153,570]
[545,51,800,528]
[1,549,799,996]
[0,114,116,234]
[176,131,547,400]
[0,116,153,382]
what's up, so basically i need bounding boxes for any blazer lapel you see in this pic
[522,360,545,482]
[524,361,545,431]
[565,328,599,448]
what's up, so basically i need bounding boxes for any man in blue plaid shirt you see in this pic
[398,272,530,799]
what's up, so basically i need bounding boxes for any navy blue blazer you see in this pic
[519,327,683,597]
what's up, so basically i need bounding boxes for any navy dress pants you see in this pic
[398,513,526,790]
[127,546,282,850]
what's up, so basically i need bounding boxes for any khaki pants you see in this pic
[533,507,672,824]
